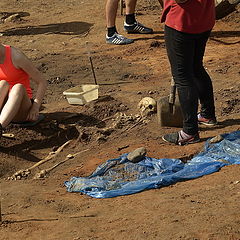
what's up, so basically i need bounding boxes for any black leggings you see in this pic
[164,25,216,135]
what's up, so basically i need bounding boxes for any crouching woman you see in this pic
[0,43,47,137]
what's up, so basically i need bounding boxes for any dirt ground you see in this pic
[0,0,240,239]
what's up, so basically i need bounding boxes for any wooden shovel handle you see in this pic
[169,77,176,105]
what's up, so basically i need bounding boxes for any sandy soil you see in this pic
[0,0,240,239]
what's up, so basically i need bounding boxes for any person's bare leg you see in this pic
[106,0,134,44]
[0,81,10,110]
[106,0,119,28]
[125,0,137,15]
[0,84,32,128]
[124,0,153,34]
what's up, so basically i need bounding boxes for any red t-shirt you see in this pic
[161,0,215,34]
[0,45,32,98]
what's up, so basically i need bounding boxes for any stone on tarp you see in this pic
[127,147,147,163]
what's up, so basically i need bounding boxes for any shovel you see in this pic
[157,78,183,127]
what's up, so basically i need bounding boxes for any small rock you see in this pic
[127,147,147,163]
[209,134,224,143]
[67,154,74,159]
[117,145,129,151]
[150,41,161,48]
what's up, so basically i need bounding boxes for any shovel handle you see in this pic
[169,77,176,105]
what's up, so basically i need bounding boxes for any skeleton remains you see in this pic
[8,140,73,180]
[33,150,89,179]
[138,97,157,116]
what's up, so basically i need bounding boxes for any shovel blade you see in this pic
[157,96,183,127]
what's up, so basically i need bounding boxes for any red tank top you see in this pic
[161,0,215,34]
[0,45,32,98]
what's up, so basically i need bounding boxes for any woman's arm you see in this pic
[12,47,48,120]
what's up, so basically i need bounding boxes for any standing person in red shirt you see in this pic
[161,0,217,145]
[0,43,47,138]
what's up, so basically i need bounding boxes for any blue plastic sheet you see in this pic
[65,131,240,198]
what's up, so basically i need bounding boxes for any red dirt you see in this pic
[0,1,240,239]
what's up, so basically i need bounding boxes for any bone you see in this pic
[138,97,157,117]
[28,140,73,171]
[123,116,148,132]
[2,133,15,139]
[8,140,73,180]
[34,149,89,179]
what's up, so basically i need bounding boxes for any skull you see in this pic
[138,97,157,116]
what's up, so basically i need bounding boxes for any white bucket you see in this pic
[63,84,99,105]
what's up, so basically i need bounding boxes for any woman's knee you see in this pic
[0,80,10,91]
[8,84,29,102]
[10,84,26,97]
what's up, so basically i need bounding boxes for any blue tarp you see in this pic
[65,131,240,198]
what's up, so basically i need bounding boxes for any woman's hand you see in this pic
[26,102,40,122]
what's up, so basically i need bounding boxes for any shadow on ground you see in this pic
[1,21,94,36]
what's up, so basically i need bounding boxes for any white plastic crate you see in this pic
[63,84,99,105]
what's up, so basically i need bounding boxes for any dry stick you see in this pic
[34,149,89,179]
[86,41,98,85]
